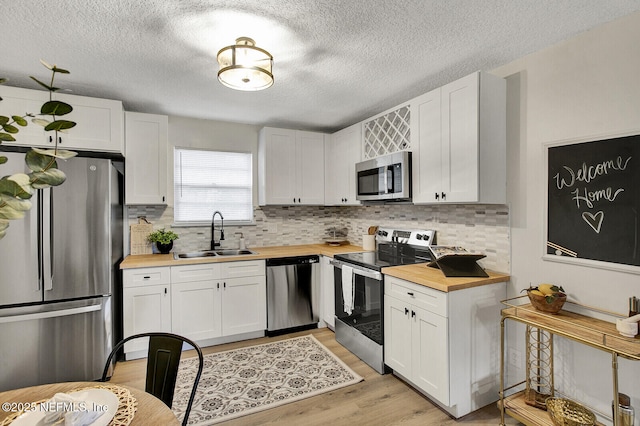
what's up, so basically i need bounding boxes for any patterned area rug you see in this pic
[171,335,363,425]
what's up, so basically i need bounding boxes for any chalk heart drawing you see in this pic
[582,211,604,233]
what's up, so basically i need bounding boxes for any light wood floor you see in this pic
[111,328,521,425]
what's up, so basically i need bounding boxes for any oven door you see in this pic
[331,260,384,345]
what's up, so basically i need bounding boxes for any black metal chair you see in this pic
[100,332,204,426]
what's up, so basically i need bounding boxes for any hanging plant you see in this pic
[0,60,77,239]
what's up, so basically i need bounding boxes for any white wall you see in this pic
[492,11,640,420]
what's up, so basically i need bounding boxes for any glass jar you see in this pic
[613,393,635,426]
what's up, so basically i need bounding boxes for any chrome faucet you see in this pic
[210,211,224,250]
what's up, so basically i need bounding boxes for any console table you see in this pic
[499,297,640,426]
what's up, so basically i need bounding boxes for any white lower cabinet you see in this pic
[384,275,506,418]
[319,256,335,329]
[122,267,172,355]
[384,279,449,405]
[122,260,266,359]
[171,263,222,342]
[221,275,266,335]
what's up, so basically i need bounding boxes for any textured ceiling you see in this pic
[2,1,640,133]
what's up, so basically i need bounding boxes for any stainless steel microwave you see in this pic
[356,151,412,202]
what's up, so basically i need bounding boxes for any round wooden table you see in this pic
[0,381,180,425]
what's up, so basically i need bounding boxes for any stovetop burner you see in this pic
[334,228,436,271]
[334,250,431,271]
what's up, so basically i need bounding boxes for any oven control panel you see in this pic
[376,228,436,247]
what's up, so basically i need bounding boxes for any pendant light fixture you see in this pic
[217,37,274,91]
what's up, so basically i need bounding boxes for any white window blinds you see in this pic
[174,148,253,223]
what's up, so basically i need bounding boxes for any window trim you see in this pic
[173,147,254,226]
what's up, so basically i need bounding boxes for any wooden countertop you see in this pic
[382,263,510,292]
[121,243,509,292]
[120,243,366,269]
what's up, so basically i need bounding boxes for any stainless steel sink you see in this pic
[214,249,256,256]
[173,250,218,259]
[173,249,256,259]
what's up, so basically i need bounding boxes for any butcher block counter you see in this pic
[120,243,365,269]
[382,263,509,292]
[121,243,509,292]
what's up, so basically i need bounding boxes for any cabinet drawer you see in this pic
[123,267,170,287]
[385,276,447,317]
[220,260,265,278]
[171,263,221,283]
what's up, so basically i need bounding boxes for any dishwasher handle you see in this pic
[266,255,319,267]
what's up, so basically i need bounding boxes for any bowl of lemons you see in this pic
[524,283,567,314]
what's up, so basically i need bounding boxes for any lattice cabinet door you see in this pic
[363,105,411,159]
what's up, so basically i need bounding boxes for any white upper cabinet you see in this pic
[0,85,124,153]
[325,123,361,205]
[124,112,168,205]
[258,127,325,205]
[296,130,326,204]
[411,72,506,204]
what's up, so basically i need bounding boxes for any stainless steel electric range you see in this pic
[331,227,436,374]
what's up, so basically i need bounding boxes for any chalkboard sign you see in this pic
[547,134,640,268]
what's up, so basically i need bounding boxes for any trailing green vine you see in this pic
[0,60,77,239]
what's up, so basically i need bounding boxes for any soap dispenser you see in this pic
[236,232,246,250]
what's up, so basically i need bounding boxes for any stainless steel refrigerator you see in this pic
[0,149,123,392]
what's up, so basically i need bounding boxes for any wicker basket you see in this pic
[528,291,567,314]
[546,397,596,426]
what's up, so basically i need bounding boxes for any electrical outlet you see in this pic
[508,348,522,368]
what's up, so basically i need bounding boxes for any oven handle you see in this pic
[330,259,382,281]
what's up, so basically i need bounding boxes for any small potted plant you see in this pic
[147,228,179,254]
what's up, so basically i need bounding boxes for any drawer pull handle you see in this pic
[143,276,150,280]
[411,310,416,318]
[404,308,409,315]
[407,292,414,296]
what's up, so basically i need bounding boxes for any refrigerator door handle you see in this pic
[42,188,53,292]
[32,190,40,292]
[0,304,101,324]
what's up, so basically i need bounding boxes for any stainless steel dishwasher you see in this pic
[266,255,320,335]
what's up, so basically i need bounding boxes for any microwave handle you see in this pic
[386,166,393,194]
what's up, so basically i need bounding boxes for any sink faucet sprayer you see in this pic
[210,211,224,250]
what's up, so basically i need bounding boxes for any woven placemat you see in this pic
[0,384,137,426]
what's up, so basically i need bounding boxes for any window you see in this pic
[174,148,253,224]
